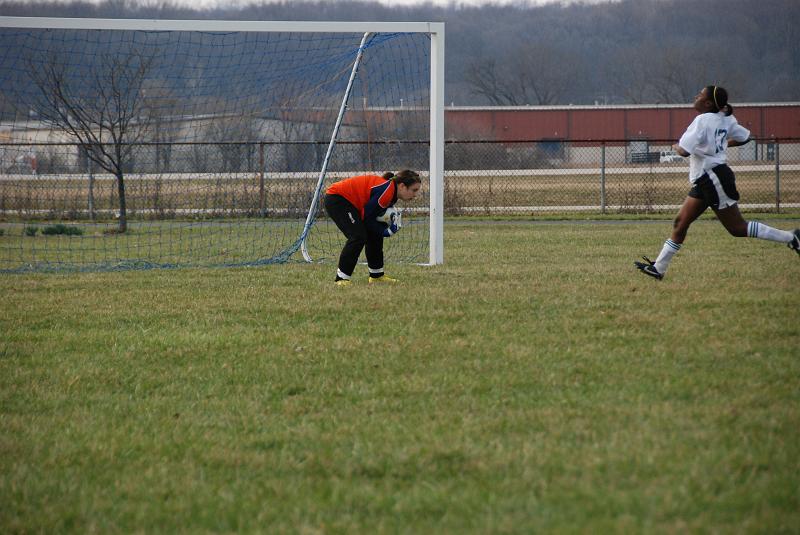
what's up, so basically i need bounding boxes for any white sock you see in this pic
[747,221,794,243]
[336,268,351,280]
[654,239,681,274]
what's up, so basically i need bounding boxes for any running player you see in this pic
[324,170,422,286]
[635,85,800,280]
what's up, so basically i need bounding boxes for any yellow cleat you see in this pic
[368,275,399,284]
[335,279,352,287]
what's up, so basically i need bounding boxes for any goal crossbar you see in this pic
[0,17,440,34]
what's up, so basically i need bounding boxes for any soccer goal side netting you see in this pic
[0,18,444,272]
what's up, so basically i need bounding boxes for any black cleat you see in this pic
[634,256,664,280]
[789,229,800,257]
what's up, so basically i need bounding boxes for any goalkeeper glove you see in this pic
[382,210,402,237]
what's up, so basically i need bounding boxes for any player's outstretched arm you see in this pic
[672,143,690,157]
[727,137,752,148]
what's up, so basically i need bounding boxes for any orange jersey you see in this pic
[325,174,396,219]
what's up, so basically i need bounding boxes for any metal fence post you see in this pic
[87,151,95,221]
[775,140,781,213]
[259,142,266,217]
[600,142,606,214]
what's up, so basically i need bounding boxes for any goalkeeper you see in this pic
[323,170,422,286]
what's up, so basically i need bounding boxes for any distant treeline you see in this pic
[0,0,798,105]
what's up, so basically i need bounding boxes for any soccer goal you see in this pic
[0,17,444,272]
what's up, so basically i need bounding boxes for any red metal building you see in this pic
[444,103,800,141]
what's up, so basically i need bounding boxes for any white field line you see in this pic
[451,203,800,213]
[0,165,797,182]
[446,164,800,177]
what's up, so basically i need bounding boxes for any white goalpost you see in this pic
[0,17,444,272]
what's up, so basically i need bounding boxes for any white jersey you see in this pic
[678,111,750,183]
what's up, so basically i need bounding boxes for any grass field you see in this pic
[2,218,799,533]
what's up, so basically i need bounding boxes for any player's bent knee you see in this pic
[347,234,367,247]
[720,219,748,237]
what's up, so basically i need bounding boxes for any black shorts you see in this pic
[688,164,740,209]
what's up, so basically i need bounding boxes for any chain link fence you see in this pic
[443,139,799,215]
[1,138,798,220]
[0,142,395,222]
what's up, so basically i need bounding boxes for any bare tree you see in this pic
[649,45,714,104]
[609,46,658,104]
[466,42,577,106]
[141,79,179,173]
[465,59,519,106]
[205,115,261,173]
[27,49,156,232]
[512,42,577,105]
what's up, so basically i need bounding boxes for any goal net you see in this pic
[0,18,444,272]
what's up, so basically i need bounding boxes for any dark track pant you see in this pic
[324,194,384,277]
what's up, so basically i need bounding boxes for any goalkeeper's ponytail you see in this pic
[387,169,421,187]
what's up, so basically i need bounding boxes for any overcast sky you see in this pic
[229,0,613,6]
[201,0,608,5]
[17,0,615,8]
